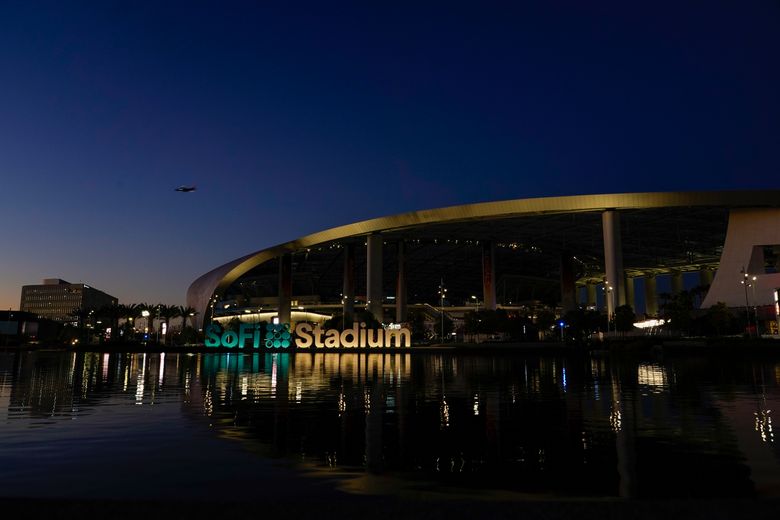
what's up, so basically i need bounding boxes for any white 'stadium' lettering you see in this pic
[292,322,411,348]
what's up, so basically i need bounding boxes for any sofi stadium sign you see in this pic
[205,322,411,349]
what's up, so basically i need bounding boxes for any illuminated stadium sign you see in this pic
[205,322,411,349]
[204,322,292,348]
[295,322,410,348]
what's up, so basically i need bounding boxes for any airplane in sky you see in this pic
[174,185,197,192]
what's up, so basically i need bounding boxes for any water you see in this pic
[1,350,779,501]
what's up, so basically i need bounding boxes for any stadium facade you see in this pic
[187,191,780,333]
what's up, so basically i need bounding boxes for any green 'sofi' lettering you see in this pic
[205,323,269,349]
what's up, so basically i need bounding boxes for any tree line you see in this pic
[65,303,198,345]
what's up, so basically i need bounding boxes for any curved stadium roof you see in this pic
[188,191,780,325]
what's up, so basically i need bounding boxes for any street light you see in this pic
[774,289,780,336]
[340,294,346,330]
[751,276,759,335]
[741,267,753,336]
[604,283,614,334]
[438,279,447,341]
[559,320,565,342]
[141,309,150,335]
[148,305,161,344]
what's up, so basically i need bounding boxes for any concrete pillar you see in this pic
[278,253,292,324]
[560,251,576,313]
[396,240,407,323]
[671,270,684,295]
[699,268,714,287]
[698,269,714,305]
[645,275,658,317]
[342,243,355,324]
[602,210,626,316]
[482,241,497,310]
[624,274,635,311]
[586,282,597,308]
[366,234,383,321]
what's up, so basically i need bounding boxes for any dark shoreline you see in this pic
[3,337,780,356]
[1,496,779,520]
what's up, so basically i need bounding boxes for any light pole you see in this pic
[741,267,752,336]
[155,306,161,344]
[340,294,346,330]
[774,289,780,336]
[438,279,447,341]
[751,276,759,335]
[559,320,565,342]
[605,283,614,335]
[88,309,94,343]
[141,309,150,343]
[188,312,195,330]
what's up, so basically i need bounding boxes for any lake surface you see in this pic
[1,350,779,501]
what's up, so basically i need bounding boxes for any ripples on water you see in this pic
[0,351,779,500]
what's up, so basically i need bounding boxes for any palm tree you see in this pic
[121,303,142,341]
[172,306,198,345]
[140,303,158,336]
[69,306,94,344]
[177,306,197,332]
[159,304,178,345]
[96,303,123,342]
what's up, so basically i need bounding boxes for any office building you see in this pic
[20,278,118,322]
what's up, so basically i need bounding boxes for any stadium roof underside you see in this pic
[188,191,780,325]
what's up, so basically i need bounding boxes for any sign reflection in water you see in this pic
[1,351,780,499]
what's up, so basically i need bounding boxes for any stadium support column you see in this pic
[699,268,714,288]
[482,240,497,310]
[278,253,292,324]
[624,274,635,311]
[586,282,597,308]
[396,240,407,323]
[560,251,576,313]
[343,243,355,324]
[367,234,383,321]
[602,210,626,316]
[671,270,684,295]
[645,274,658,317]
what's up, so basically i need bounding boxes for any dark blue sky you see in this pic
[1,1,778,308]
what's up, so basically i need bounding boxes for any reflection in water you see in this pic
[637,363,668,393]
[1,351,780,499]
[135,353,145,405]
[755,409,774,443]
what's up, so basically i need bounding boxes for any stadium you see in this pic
[187,191,780,339]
